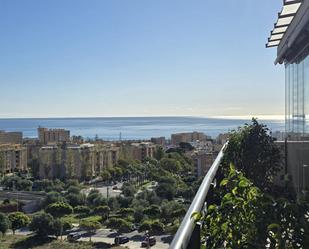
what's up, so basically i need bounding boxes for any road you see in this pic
[82,182,123,198]
[79,228,172,249]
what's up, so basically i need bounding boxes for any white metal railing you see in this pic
[169,142,228,249]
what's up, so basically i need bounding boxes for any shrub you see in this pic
[223,118,282,192]
[45,202,73,217]
[29,212,55,238]
[0,212,10,236]
[74,205,91,215]
[93,205,110,218]
[8,212,30,234]
[107,218,134,233]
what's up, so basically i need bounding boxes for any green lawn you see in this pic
[0,235,125,249]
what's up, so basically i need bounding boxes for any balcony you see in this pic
[170,143,227,249]
[170,120,309,249]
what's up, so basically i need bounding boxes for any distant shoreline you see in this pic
[0,115,285,120]
[0,116,285,140]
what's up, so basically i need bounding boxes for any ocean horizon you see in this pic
[0,116,285,140]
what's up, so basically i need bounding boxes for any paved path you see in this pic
[82,182,123,198]
[78,228,171,249]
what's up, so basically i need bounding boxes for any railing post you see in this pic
[187,223,201,249]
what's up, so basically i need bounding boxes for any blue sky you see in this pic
[0,0,284,118]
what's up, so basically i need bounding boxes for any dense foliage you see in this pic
[223,118,282,192]
[0,140,199,241]
[8,212,30,234]
[194,119,309,249]
[0,212,10,236]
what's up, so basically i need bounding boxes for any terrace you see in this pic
[170,1,309,248]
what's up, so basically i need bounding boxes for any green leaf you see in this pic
[239,179,250,188]
[191,212,202,221]
[223,193,233,201]
[221,222,228,232]
[220,179,229,187]
[267,223,281,234]
[232,187,238,195]
[207,205,216,213]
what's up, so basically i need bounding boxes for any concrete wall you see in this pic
[276,141,309,196]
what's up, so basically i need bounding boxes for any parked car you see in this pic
[114,236,129,245]
[141,236,156,247]
[67,232,82,242]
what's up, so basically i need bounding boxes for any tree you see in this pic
[101,170,111,182]
[154,147,165,160]
[138,220,152,233]
[45,202,73,218]
[118,208,134,217]
[107,218,134,233]
[160,158,181,173]
[161,201,185,223]
[0,213,10,237]
[151,220,165,234]
[53,218,71,239]
[194,164,309,248]
[122,183,136,197]
[43,191,66,207]
[79,220,101,241]
[18,179,33,191]
[32,179,54,192]
[67,185,81,194]
[155,183,175,200]
[143,205,161,218]
[29,212,55,238]
[223,118,282,192]
[65,193,85,207]
[74,205,91,215]
[93,205,110,219]
[8,212,30,234]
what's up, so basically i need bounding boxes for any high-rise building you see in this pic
[0,144,27,174]
[38,127,70,144]
[38,143,120,180]
[191,152,215,177]
[171,132,207,146]
[151,137,166,146]
[131,142,156,161]
[0,131,23,144]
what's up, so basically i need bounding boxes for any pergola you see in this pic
[266,0,302,48]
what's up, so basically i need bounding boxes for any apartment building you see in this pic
[0,131,23,144]
[0,144,27,174]
[38,127,70,144]
[39,143,120,180]
[130,142,156,161]
[94,145,120,175]
[191,152,215,177]
[151,137,166,146]
[171,132,207,145]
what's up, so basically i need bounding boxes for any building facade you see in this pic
[131,142,156,161]
[171,132,207,146]
[267,0,309,195]
[38,143,120,180]
[0,131,23,144]
[191,152,215,177]
[0,144,27,174]
[38,127,70,144]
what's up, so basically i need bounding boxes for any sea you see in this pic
[0,117,285,140]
